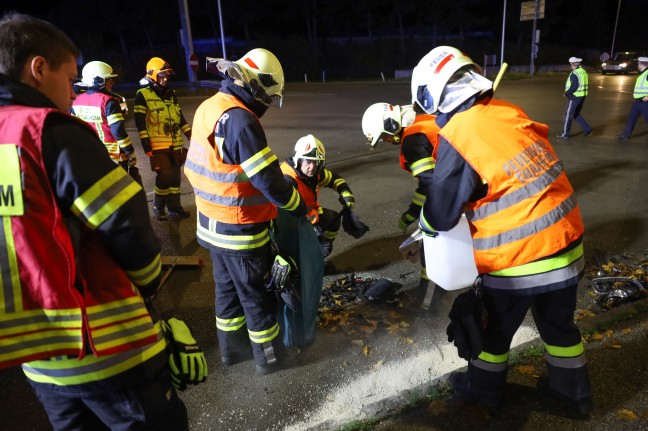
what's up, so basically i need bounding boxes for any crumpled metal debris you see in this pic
[591,277,647,310]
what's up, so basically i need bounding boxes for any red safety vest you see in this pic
[0,106,159,369]
[441,99,584,272]
[72,91,120,161]
[399,114,438,173]
[280,162,320,223]
[185,93,277,224]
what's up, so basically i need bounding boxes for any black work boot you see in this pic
[153,194,168,221]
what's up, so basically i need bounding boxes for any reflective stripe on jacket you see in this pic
[565,67,588,97]
[134,87,185,150]
[280,161,319,222]
[185,92,277,225]
[400,114,438,176]
[634,70,648,99]
[72,91,126,161]
[0,106,161,373]
[440,99,585,273]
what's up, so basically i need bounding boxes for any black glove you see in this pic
[446,288,484,361]
[270,254,293,290]
[342,209,369,239]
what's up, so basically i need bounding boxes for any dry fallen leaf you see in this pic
[610,344,622,349]
[401,337,414,344]
[372,359,385,370]
[399,321,410,328]
[359,325,376,334]
[617,409,639,421]
[591,332,604,341]
[362,345,371,356]
[386,323,401,335]
[427,399,448,416]
[515,365,537,376]
[622,328,632,334]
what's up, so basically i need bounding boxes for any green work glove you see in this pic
[164,318,208,390]
[398,212,417,232]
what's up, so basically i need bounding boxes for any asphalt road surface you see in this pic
[2,72,648,430]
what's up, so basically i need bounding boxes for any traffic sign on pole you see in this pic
[189,54,199,72]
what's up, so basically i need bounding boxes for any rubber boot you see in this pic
[539,362,592,418]
[167,193,190,218]
[153,194,167,221]
[449,360,507,408]
[217,326,253,367]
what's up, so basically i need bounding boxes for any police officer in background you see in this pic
[71,61,141,184]
[618,57,648,141]
[185,49,306,375]
[557,56,593,140]
[134,57,192,220]
[0,12,188,430]
[412,46,591,417]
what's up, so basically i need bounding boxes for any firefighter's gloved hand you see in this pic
[340,192,355,209]
[164,318,208,390]
[398,212,417,233]
[127,153,137,167]
[446,288,484,361]
[271,255,292,290]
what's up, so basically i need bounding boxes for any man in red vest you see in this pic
[0,12,189,430]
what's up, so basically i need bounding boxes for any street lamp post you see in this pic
[610,0,622,58]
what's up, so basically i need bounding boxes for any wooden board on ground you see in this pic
[161,256,203,267]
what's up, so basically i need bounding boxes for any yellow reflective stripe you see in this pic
[477,351,509,364]
[181,124,191,134]
[197,223,270,250]
[412,192,426,207]
[318,169,333,187]
[410,157,436,176]
[0,308,82,336]
[545,342,584,358]
[216,315,247,331]
[333,178,346,189]
[489,243,583,277]
[22,327,166,386]
[419,213,435,233]
[248,323,279,344]
[85,297,147,326]
[117,137,133,147]
[154,186,170,196]
[241,147,277,178]
[138,130,149,139]
[0,216,22,312]
[70,167,141,228]
[0,328,83,364]
[91,316,157,351]
[279,188,301,212]
[133,105,148,114]
[126,254,161,287]
[106,112,124,125]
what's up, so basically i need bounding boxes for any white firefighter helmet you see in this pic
[81,61,117,87]
[411,46,489,114]
[293,134,326,167]
[361,103,404,147]
[215,48,285,108]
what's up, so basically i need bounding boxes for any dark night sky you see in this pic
[2,0,647,80]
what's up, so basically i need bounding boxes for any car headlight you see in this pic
[620,62,628,68]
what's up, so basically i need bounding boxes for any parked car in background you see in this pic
[601,52,645,74]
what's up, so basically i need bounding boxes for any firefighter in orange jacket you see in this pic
[361,103,444,312]
[0,12,188,430]
[413,46,591,416]
[185,48,306,375]
[280,135,355,258]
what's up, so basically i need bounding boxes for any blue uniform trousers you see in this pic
[622,99,648,138]
[561,96,592,137]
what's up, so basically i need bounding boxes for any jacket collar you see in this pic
[0,73,59,109]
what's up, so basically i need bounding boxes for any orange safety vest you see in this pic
[0,106,160,370]
[280,161,320,223]
[184,92,277,224]
[400,114,438,174]
[441,99,584,273]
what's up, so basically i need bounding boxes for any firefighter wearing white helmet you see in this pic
[134,57,192,220]
[361,102,444,313]
[70,60,139,182]
[413,46,590,415]
[185,48,307,375]
[280,135,358,258]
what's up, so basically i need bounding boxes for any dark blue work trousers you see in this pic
[622,99,648,138]
[561,96,592,137]
[31,370,187,431]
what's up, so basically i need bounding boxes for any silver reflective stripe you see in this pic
[192,186,270,207]
[91,321,155,346]
[471,358,508,372]
[472,195,577,251]
[545,353,587,369]
[197,222,270,250]
[468,162,564,222]
[185,159,249,183]
[482,255,584,290]
[263,341,277,365]
[0,312,81,330]
[0,333,82,356]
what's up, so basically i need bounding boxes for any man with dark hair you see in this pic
[0,12,188,430]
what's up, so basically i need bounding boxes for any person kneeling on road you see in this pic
[280,134,363,258]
